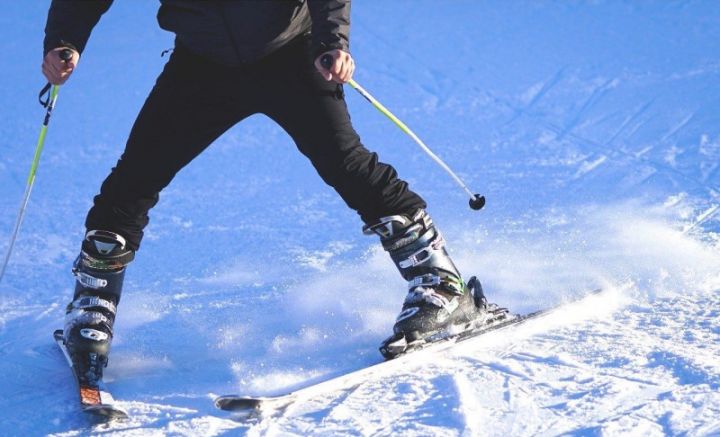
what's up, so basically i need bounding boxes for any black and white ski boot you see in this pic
[364,210,507,359]
[62,230,134,386]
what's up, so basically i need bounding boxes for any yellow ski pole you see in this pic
[320,55,485,211]
[0,49,72,283]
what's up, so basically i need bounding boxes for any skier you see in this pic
[42,0,481,382]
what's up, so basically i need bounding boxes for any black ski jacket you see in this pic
[44,0,350,66]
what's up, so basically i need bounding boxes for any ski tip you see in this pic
[53,329,64,340]
[83,404,129,421]
[214,396,263,412]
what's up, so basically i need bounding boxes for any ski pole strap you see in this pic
[38,83,52,107]
[28,85,59,185]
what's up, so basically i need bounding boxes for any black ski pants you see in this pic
[85,36,426,251]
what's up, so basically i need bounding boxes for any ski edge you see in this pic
[214,287,612,413]
[214,395,293,412]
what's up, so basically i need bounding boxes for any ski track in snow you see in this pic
[2,1,720,436]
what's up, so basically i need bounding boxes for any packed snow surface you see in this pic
[1,1,719,435]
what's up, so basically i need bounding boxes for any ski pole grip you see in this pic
[320,54,334,70]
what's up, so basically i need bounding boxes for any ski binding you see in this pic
[54,329,128,420]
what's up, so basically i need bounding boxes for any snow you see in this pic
[2,0,720,435]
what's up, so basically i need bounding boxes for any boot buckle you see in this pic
[399,247,432,268]
[398,234,445,268]
[408,274,441,289]
[73,269,108,289]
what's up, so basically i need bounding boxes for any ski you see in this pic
[53,329,128,420]
[215,288,607,415]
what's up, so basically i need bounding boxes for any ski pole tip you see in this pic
[469,195,485,211]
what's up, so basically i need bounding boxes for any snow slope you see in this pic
[1,1,719,435]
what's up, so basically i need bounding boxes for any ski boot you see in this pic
[364,210,507,359]
[62,230,134,385]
